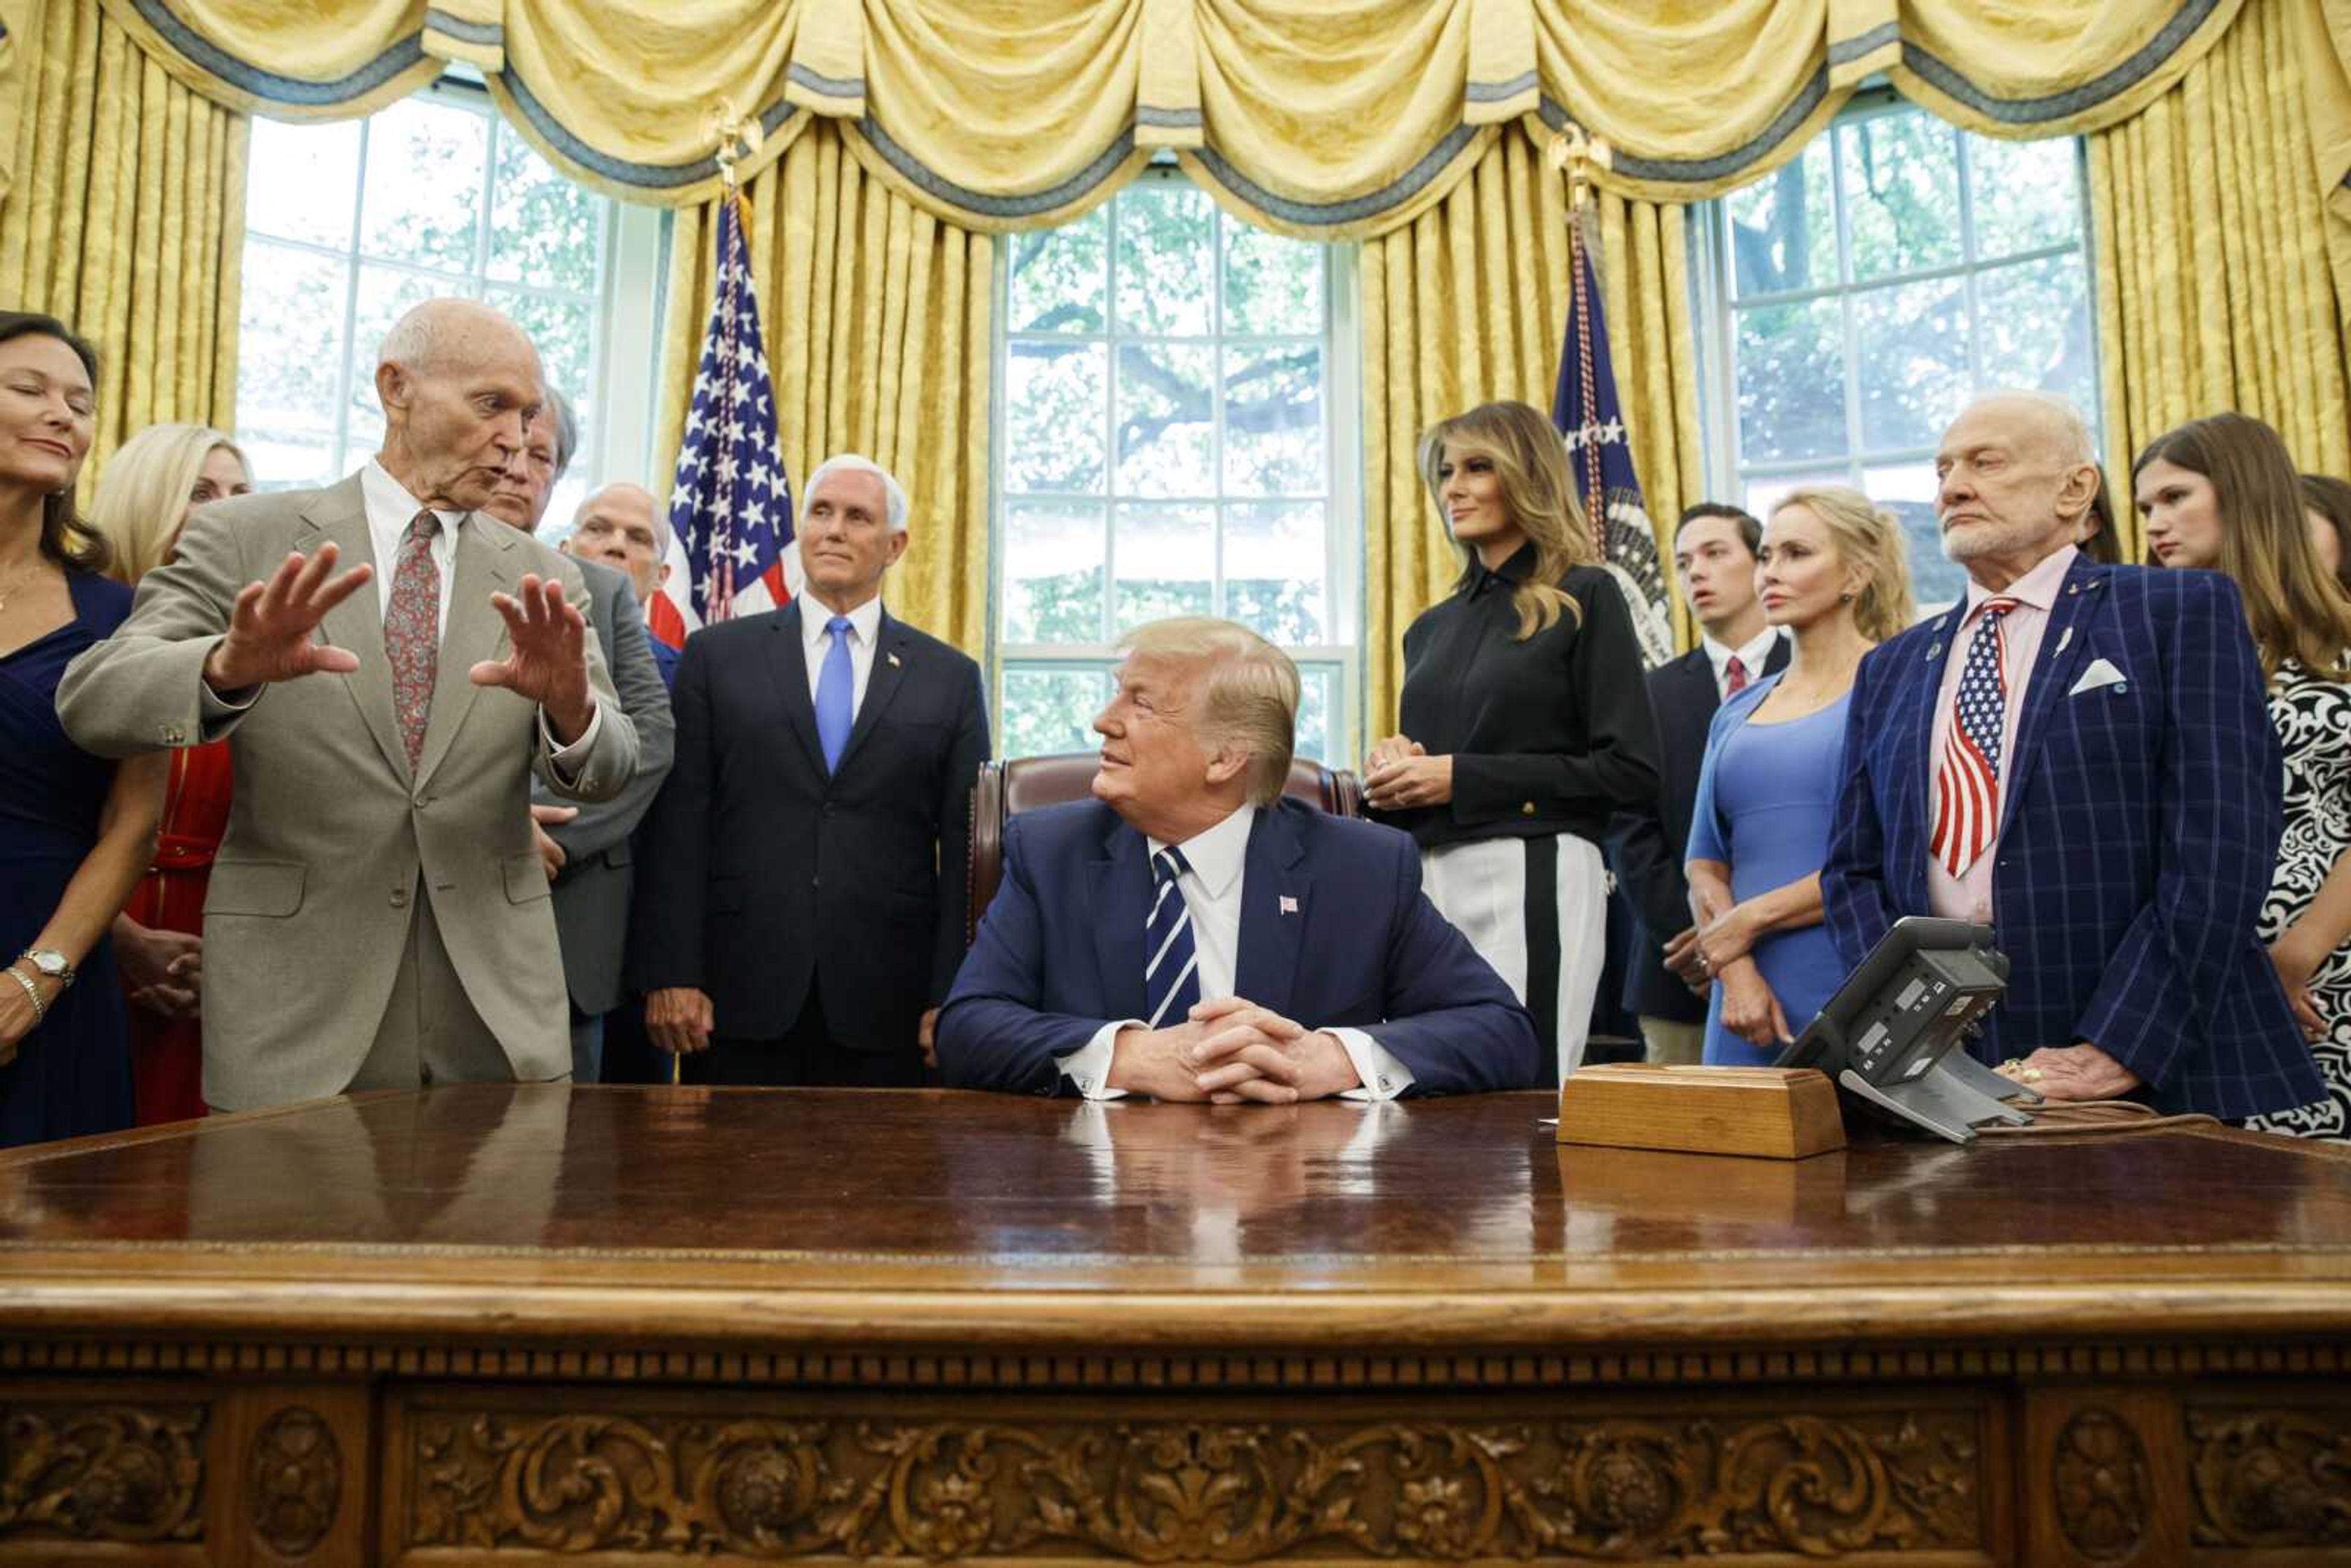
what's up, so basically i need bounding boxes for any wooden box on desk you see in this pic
[1558,1063,1846,1160]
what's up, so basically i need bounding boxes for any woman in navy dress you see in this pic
[0,312,168,1146]
[1684,486,1914,1064]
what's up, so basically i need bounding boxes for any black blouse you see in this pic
[1381,544,1661,852]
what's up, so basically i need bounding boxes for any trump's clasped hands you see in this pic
[1108,995,1361,1104]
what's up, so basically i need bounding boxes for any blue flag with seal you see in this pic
[1550,204,1676,670]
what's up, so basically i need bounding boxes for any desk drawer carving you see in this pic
[0,1398,203,1547]
[2189,1403,2351,1550]
[391,1391,1986,1562]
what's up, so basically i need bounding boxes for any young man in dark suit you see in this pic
[632,455,989,1086]
[1610,503,1787,1065]
[938,618,1536,1101]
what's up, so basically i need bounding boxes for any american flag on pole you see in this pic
[647,192,797,651]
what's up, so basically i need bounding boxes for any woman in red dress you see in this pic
[89,424,251,1123]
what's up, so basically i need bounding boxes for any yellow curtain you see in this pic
[96,0,2262,222]
[652,121,994,658]
[0,0,248,481]
[2088,0,2351,562]
[1360,124,1700,733]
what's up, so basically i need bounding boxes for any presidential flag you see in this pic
[1551,217,1674,670]
[647,193,797,652]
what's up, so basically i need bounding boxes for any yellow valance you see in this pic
[91,0,2254,233]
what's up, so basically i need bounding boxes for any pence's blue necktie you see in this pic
[816,615,854,773]
[1144,846,1202,1030]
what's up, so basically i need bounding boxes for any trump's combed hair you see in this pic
[1119,617,1301,806]
[91,423,249,585]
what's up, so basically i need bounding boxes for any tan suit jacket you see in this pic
[55,473,639,1110]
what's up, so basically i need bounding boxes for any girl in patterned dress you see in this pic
[2135,412,2351,1138]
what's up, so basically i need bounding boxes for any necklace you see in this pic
[0,558,42,615]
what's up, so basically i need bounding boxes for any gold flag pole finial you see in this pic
[1546,124,1613,214]
[708,97,763,192]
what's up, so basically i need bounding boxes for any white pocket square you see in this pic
[2068,657,2128,696]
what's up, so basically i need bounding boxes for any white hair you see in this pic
[804,452,909,533]
[1970,389,2097,467]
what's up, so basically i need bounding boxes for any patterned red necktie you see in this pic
[1722,653,1749,697]
[384,510,441,771]
[1930,596,2020,879]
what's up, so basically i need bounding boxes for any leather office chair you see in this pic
[965,754,1365,945]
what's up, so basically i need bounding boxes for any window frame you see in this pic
[985,163,1363,766]
[1693,91,2102,547]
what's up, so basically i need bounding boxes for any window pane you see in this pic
[1970,138,2082,259]
[1725,139,1835,298]
[1224,223,1321,336]
[346,264,448,458]
[1007,211,1106,335]
[1005,341,1108,493]
[1742,470,1848,530]
[1734,298,1846,462]
[1863,460,1964,615]
[492,288,595,419]
[358,98,487,274]
[1002,501,1106,644]
[236,243,347,465]
[246,118,361,249]
[1002,666,1112,759]
[1223,343,1322,496]
[1114,184,1214,336]
[1294,665,1335,765]
[489,124,602,290]
[1223,501,1325,642]
[1853,279,1969,452]
[1840,114,1961,282]
[1114,343,1213,497]
[1975,255,2096,416]
[1114,502,1213,630]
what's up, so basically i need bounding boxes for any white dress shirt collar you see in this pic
[798,588,883,650]
[1701,624,1784,696]
[360,459,468,541]
[1149,801,1255,899]
[358,460,467,627]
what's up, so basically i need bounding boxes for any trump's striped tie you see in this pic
[1144,847,1202,1030]
[1931,596,2020,879]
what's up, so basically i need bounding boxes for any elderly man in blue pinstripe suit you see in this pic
[1823,392,2321,1122]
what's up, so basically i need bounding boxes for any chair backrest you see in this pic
[964,754,1364,945]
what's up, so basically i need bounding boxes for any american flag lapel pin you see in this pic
[1278,895,1299,915]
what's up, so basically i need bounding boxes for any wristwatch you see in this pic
[17,948,74,989]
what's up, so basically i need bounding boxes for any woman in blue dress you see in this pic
[0,312,168,1146]
[1684,486,1914,1064]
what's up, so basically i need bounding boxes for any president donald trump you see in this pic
[938,617,1536,1101]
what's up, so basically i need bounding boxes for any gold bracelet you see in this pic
[3,965,44,1024]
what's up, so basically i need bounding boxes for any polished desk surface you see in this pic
[0,1084,2347,1350]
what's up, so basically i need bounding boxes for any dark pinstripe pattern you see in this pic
[1824,556,2323,1120]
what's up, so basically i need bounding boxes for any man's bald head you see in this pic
[563,481,670,606]
[372,298,542,514]
[1933,391,2102,587]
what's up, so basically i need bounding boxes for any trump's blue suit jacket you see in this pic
[938,798,1540,1097]
[1823,556,2321,1120]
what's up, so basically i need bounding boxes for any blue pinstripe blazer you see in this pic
[1823,555,2322,1120]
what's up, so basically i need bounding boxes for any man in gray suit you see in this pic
[481,386,673,1082]
[56,298,639,1111]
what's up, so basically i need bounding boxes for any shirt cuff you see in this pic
[1056,1021,1138,1100]
[539,701,604,787]
[198,680,260,721]
[1329,1027,1414,1101]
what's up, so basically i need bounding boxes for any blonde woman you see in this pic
[1683,486,1914,1063]
[1364,400,1660,1083]
[89,423,250,1125]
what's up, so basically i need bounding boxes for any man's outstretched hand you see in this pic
[471,574,594,743]
[201,544,373,692]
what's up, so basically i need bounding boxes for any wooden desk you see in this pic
[0,1086,2347,1566]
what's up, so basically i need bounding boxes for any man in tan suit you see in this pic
[57,299,639,1111]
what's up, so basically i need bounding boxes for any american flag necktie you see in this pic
[1144,847,1202,1030]
[384,511,441,772]
[1931,596,2021,880]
